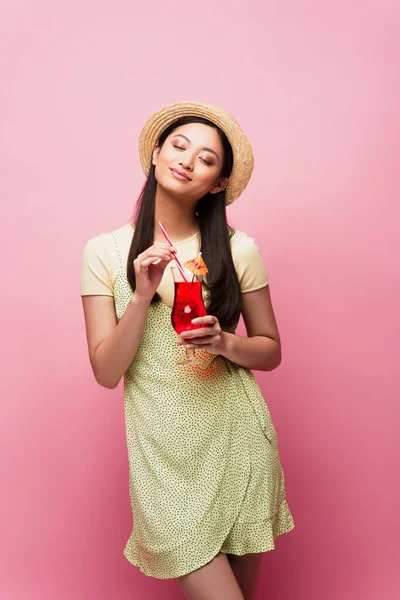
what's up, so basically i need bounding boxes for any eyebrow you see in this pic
[173,134,220,160]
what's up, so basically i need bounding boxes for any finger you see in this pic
[140,258,158,268]
[154,243,177,254]
[191,316,218,326]
[183,342,214,351]
[134,259,148,277]
[140,256,170,268]
[135,249,174,269]
[139,249,174,261]
[177,337,209,345]
[139,245,176,258]
[183,336,220,346]
[180,328,216,339]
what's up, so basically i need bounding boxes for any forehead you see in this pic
[168,122,223,151]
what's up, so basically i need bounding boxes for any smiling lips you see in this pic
[170,168,192,181]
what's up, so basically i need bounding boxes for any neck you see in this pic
[153,185,199,243]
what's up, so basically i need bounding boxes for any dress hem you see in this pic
[123,508,295,580]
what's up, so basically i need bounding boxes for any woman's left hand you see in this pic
[177,315,228,354]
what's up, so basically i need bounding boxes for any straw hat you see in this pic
[138,101,254,205]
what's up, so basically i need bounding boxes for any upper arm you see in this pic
[231,230,278,340]
[241,284,280,342]
[81,295,118,365]
[80,233,119,364]
[231,231,270,293]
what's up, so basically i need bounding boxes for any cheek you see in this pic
[197,170,219,188]
[160,146,177,164]
[154,153,172,177]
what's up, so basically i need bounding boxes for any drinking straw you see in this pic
[158,221,188,282]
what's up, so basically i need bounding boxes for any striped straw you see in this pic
[158,221,188,282]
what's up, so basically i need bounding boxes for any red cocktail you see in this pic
[171,267,208,365]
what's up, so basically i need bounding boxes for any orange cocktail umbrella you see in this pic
[183,252,209,276]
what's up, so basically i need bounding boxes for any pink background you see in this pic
[1,1,399,599]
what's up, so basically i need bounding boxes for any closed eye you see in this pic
[173,144,212,165]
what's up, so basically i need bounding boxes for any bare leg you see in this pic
[227,553,264,600]
[176,552,245,600]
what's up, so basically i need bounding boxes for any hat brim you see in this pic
[138,101,254,205]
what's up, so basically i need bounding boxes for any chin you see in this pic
[157,177,195,201]
[158,180,184,197]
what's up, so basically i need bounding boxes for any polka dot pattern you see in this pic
[111,234,295,580]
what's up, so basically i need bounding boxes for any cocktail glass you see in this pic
[171,266,208,365]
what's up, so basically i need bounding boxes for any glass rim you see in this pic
[170,265,192,274]
[170,265,202,281]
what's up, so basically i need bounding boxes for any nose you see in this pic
[179,154,194,171]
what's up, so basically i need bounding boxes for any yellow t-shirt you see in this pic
[80,222,269,308]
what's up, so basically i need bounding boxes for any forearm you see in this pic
[92,293,150,388]
[219,332,281,371]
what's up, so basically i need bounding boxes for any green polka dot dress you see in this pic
[110,234,295,580]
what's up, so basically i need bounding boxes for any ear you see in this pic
[209,177,229,195]
[152,144,160,166]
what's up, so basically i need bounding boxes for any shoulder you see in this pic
[83,232,112,254]
[80,223,131,296]
[82,222,132,260]
[229,228,270,291]
[230,229,262,259]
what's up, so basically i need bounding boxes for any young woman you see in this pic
[80,101,295,600]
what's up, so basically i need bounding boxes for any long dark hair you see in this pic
[127,116,242,329]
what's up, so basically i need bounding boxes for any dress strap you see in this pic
[110,233,124,270]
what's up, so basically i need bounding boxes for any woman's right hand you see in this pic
[133,244,177,301]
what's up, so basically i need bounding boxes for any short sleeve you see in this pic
[231,231,270,293]
[80,236,114,296]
